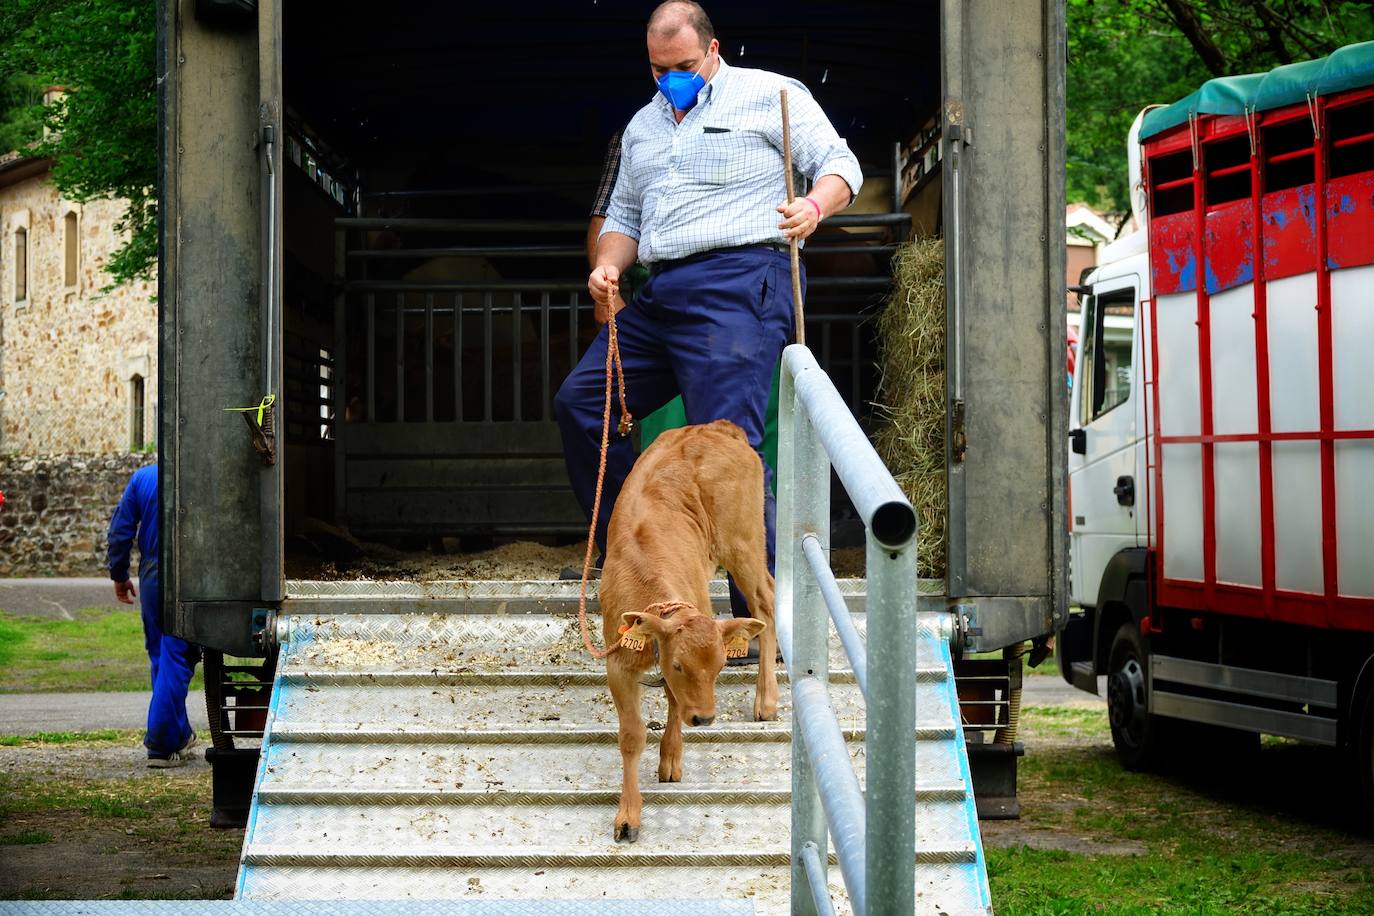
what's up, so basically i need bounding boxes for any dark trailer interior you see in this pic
[278,1,942,561]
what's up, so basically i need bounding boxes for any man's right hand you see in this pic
[114,579,137,605]
[588,264,621,318]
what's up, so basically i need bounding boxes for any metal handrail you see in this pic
[777,343,918,916]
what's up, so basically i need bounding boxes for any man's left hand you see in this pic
[776,196,823,241]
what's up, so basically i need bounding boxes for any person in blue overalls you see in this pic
[555,0,862,627]
[108,463,201,767]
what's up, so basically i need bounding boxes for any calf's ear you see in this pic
[717,617,766,659]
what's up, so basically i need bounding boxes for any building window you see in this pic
[14,227,27,303]
[63,212,79,287]
[130,374,145,450]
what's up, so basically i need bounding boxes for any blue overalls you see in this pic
[107,464,200,757]
[554,245,803,616]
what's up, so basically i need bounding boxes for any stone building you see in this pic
[0,151,158,456]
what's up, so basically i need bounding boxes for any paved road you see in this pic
[0,577,129,620]
[0,691,209,734]
[0,677,1098,735]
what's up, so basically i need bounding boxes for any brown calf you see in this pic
[599,419,777,843]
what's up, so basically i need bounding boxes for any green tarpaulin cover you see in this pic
[1140,40,1374,140]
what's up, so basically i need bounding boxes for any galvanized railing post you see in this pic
[865,530,917,911]
[781,356,830,916]
[781,343,918,916]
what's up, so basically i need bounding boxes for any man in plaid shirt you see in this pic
[555,0,862,624]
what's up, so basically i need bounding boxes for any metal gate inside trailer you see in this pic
[329,207,908,539]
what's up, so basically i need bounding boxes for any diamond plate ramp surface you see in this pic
[237,610,991,913]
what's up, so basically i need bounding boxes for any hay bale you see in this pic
[873,238,947,578]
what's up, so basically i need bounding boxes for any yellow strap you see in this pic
[223,394,276,427]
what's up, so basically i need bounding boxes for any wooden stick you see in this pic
[780,88,805,346]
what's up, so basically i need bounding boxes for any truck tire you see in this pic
[1357,685,1374,815]
[1107,621,1172,770]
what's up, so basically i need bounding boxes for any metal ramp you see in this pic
[235,607,991,914]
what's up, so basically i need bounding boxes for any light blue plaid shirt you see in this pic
[602,59,863,265]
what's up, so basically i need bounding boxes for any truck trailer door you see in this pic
[158,0,284,655]
[1069,274,1141,606]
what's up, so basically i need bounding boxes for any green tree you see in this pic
[1068,0,1374,224]
[0,0,157,288]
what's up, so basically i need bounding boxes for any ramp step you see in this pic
[257,740,969,796]
[277,668,951,686]
[241,848,979,869]
[269,725,962,744]
[253,784,973,806]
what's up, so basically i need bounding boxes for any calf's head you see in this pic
[621,608,766,727]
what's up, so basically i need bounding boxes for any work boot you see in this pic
[147,732,198,769]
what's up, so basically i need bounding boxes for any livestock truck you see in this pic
[159,0,1067,910]
[1063,43,1374,804]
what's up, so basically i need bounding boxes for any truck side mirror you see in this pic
[1069,429,1086,455]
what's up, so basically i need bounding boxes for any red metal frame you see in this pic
[1144,87,1374,632]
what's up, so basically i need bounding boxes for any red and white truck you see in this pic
[1061,42,1374,802]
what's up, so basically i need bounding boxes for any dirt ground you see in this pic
[283,538,867,581]
[6,709,1372,904]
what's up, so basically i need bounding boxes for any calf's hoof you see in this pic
[754,700,779,722]
[614,821,640,843]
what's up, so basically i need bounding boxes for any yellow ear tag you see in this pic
[724,634,751,659]
[618,620,653,653]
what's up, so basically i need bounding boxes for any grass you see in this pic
[0,767,241,900]
[988,742,1374,914]
[0,608,263,693]
[1019,705,1110,741]
[0,729,212,748]
[0,830,54,845]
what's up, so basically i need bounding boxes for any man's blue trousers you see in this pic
[555,246,802,617]
[139,572,200,756]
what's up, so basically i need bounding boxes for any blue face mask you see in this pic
[656,52,711,111]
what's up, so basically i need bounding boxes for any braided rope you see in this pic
[579,279,633,659]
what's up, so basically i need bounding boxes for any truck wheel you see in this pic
[1106,621,1169,770]
[1357,686,1374,815]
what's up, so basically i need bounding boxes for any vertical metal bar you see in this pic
[1314,96,1338,613]
[782,343,830,916]
[395,292,405,422]
[865,527,917,914]
[483,292,493,421]
[425,293,434,423]
[512,292,523,421]
[541,291,551,420]
[366,293,375,422]
[569,291,580,372]
[454,294,463,422]
[850,323,861,415]
[821,321,832,380]
[332,229,347,525]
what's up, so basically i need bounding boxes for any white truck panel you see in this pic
[1156,291,1201,436]
[1161,443,1204,582]
[1266,273,1321,434]
[1333,265,1374,431]
[1214,442,1262,587]
[1273,441,1325,593]
[1209,284,1259,435]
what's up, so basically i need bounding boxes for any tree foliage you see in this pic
[1068,0,1374,222]
[0,0,157,288]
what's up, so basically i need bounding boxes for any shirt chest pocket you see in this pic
[687,134,739,186]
